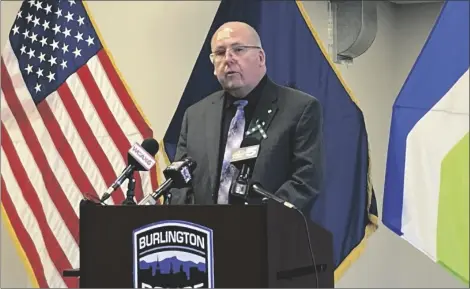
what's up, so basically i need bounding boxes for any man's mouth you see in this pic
[226,71,238,76]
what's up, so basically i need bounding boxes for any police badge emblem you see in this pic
[132,220,214,288]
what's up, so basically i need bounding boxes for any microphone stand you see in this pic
[137,179,173,205]
[121,173,136,205]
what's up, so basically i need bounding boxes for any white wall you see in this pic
[0,1,466,288]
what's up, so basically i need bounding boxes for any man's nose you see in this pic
[223,51,235,64]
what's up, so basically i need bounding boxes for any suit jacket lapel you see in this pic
[205,92,224,192]
[246,78,279,141]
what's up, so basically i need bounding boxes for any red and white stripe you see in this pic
[1,39,159,288]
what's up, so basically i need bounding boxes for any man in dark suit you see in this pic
[171,21,324,211]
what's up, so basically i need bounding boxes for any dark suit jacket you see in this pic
[170,77,324,211]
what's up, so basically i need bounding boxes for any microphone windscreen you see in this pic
[127,138,159,168]
[141,138,159,156]
[184,157,197,170]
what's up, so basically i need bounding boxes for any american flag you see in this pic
[1,0,160,287]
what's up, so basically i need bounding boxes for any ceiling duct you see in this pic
[328,0,378,64]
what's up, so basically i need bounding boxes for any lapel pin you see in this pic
[256,124,268,139]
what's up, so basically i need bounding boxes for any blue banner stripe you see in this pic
[383,0,470,234]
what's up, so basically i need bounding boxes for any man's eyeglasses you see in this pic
[209,45,261,63]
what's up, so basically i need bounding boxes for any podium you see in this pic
[71,200,334,288]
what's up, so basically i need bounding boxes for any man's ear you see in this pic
[259,49,266,66]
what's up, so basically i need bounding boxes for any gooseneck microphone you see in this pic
[251,183,297,209]
[138,157,197,205]
[250,182,320,288]
[100,138,159,203]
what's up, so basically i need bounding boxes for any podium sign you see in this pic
[132,220,215,288]
[77,201,334,288]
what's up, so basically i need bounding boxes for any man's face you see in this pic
[210,26,264,96]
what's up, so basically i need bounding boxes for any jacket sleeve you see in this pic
[168,109,194,205]
[274,97,324,211]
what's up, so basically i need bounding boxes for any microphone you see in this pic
[228,137,260,204]
[249,182,319,287]
[138,157,197,205]
[100,138,159,203]
[251,182,297,210]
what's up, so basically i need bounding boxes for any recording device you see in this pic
[249,182,319,287]
[100,138,159,204]
[138,157,197,205]
[228,137,260,204]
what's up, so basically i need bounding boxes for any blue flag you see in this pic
[162,0,378,280]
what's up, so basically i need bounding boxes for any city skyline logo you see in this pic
[132,220,214,288]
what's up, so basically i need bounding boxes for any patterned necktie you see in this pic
[217,100,248,204]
